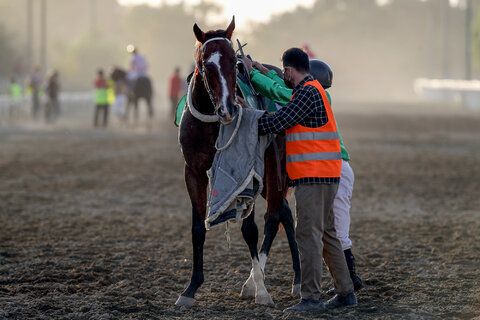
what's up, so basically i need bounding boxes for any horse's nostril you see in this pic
[218,106,232,120]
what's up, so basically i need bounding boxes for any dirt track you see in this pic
[0,101,479,319]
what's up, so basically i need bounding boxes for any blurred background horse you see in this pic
[110,67,153,125]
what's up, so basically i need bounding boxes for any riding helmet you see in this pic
[126,44,136,54]
[309,59,333,89]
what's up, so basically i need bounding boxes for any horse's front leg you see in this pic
[240,209,274,306]
[175,165,208,307]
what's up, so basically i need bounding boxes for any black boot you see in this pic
[344,248,364,292]
[326,249,364,295]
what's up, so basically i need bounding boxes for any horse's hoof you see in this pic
[255,294,274,306]
[291,283,301,297]
[240,284,255,298]
[175,295,195,307]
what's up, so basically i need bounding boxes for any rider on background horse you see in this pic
[124,45,154,124]
[127,44,148,84]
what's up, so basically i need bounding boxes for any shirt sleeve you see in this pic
[258,86,319,135]
[250,69,293,106]
[265,70,288,88]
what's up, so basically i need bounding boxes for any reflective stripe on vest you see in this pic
[287,152,342,163]
[285,80,341,180]
[286,131,339,142]
[9,84,22,99]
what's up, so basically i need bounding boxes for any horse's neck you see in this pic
[192,73,215,115]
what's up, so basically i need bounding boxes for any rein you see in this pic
[187,77,219,123]
[215,103,243,151]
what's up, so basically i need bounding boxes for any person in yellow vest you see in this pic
[8,76,22,119]
[94,69,109,128]
[252,48,357,312]
[107,78,115,106]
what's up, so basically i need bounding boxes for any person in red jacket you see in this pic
[168,67,183,118]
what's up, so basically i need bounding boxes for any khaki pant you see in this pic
[295,183,353,300]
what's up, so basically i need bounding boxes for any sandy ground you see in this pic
[0,100,479,319]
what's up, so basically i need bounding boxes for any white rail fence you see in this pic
[414,78,480,111]
[0,91,94,124]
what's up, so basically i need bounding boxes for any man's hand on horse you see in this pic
[241,58,270,75]
[236,96,252,109]
[252,61,270,75]
[241,57,254,72]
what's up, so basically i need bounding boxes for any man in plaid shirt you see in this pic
[242,56,364,295]
[252,48,357,312]
[257,69,339,187]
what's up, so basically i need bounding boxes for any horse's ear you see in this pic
[193,23,206,44]
[225,16,235,40]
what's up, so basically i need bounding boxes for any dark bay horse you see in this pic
[130,75,153,122]
[176,17,300,307]
[110,68,153,124]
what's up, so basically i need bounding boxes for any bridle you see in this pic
[187,37,240,124]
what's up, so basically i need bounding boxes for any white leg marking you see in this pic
[252,257,274,306]
[175,295,195,307]
[240,268,256,298]
[258,253,267,273]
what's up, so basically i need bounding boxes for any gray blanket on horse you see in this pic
[205,108,272,229]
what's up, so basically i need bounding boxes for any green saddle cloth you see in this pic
[174,77,277,127]
[175,95,188,126]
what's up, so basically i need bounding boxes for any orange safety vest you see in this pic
[285,80,342,180]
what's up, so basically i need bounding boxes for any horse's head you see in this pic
[194,17,237,124]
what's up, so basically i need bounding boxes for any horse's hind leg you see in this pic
[259,198,301,297]
[240,211,276,300]
[175,166,208,307]
[259,139,301,297]
[240,210,274,306]
[146,95,153,119]
[278,198,301,296]
[146,96,153,129]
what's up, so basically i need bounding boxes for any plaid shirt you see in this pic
[258,75,340,186]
